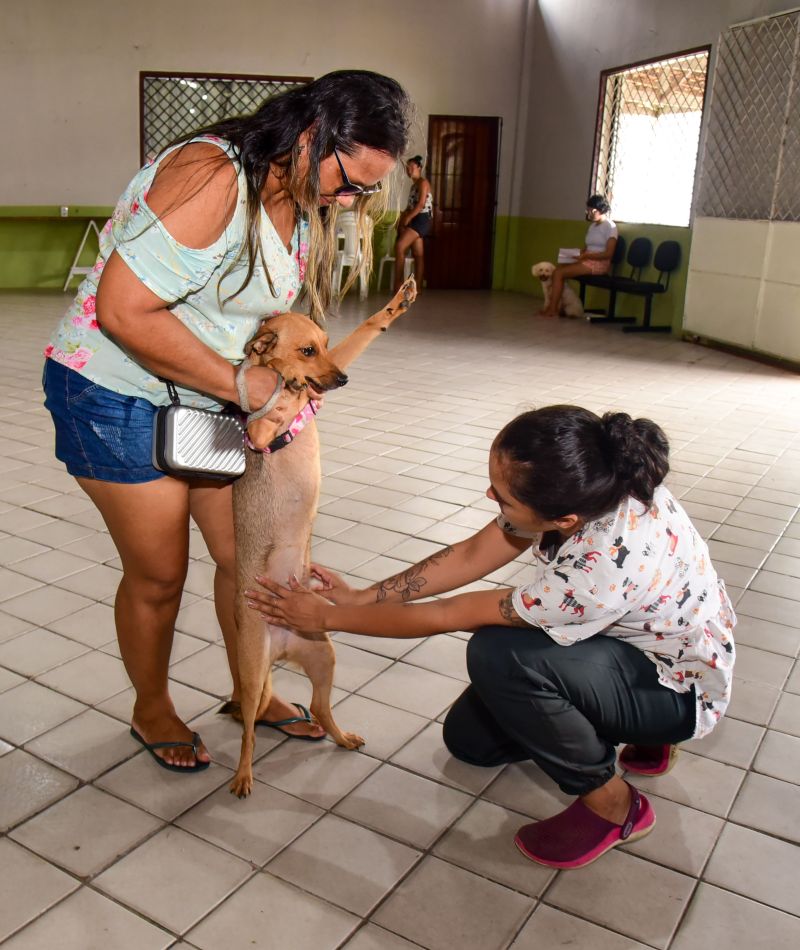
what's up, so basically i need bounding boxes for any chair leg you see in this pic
[622,293,671,333]
[332,256,344,296]
[589,288,636,325]
[378,256,394,293]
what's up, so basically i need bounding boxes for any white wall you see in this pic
[685,218,800,360]
[519,0,796,219]
[1,0,528,211]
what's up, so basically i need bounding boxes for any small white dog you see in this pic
[531,261,584,318]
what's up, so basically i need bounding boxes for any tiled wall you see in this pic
[685,217,800,361]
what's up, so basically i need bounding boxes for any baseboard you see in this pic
[681,331,800,374]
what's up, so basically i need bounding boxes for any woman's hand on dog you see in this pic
[243,365,283,409]
[308,564,363,604]
[240,366,295,427]
[246,575,330,636]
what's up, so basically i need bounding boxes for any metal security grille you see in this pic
[591,49,710,226]
[696,12,800,221]
[139,72,311,164]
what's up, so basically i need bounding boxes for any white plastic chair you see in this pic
[332,212,373,300]
[377,249,414,292]
[63,219,102,291]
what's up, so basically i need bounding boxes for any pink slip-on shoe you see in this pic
[619,743,679,776]
[514,783,655,870]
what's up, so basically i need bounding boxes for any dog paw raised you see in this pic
[383,277,417,319]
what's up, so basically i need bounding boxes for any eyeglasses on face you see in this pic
[329,146,383,197]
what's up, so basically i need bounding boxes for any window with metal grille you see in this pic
[591,49,710,227]
[695,11,800,222]
[139,72,311,165]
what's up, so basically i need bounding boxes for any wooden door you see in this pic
[425,115,501,289]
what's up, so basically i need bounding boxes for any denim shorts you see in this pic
[407,213,432,238]
[43,358,165,483]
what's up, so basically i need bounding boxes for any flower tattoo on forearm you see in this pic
[370,546,454,602]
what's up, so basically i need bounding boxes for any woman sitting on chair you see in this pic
[540,194,618,317]
[393,155,432,292]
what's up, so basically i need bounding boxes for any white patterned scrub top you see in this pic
[45,135,310,409]
[504,484,736,739]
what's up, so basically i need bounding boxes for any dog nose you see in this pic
[336,374,348,388]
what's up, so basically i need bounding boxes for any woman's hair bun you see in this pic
[602,411,636,455]
[601,412,669,505]
[408,155,425,166]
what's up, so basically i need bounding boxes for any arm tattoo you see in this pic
[370,546,454,602]
[499,591,535,627]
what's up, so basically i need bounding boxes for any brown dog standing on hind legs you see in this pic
[227,277,417,798]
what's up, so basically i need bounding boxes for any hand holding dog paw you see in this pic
[309,564,362,604]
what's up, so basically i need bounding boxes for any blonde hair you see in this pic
[285,150,391,323]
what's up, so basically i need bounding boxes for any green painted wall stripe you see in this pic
[0,206,113,290]
[0,206,115,218]
[0,207,691,333]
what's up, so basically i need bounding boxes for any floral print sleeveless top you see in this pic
[45,135,310,409]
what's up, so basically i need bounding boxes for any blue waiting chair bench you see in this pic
[577,235,628,315]
[579,238,681,334]
[579,236,652,324]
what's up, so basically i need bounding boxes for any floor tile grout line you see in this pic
[4,294,800,948]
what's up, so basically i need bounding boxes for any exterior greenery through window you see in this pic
[591,49,710,227]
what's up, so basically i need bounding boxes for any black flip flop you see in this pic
[257,702,326,742]
[130,727,210,772]
[218,700,326,742]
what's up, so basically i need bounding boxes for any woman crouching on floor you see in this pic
[248,405,736,870]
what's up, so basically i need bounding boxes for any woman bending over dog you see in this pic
[540,194,618,317]
[42,71,412,771]
[249,405,736,869]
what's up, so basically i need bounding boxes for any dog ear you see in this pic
[245,329,278,357]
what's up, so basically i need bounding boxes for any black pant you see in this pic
[443,626,696,796]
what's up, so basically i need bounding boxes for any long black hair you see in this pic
[169,70,412,320]
[494,406,670,520]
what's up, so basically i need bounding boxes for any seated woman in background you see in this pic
[250,405,736,871]
[540,194,618,317]
[393,155,433,291]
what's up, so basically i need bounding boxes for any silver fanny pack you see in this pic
[152,381,245,480]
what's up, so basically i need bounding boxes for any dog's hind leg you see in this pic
[255,662,274,722]
[290,634,365,750]
[229,618,269,798]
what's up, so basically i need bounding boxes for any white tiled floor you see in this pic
[1,289,800,948]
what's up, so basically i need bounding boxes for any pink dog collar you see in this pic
[244,399,320,455]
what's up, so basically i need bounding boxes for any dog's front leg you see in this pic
[327,277,417,371]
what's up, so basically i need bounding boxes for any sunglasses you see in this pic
[328,147,383,198]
